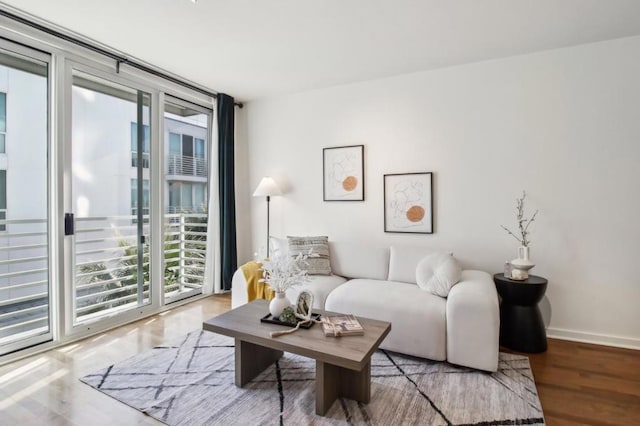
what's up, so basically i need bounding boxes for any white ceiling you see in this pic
[2,0,640,102]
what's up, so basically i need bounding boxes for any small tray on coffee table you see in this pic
[260,312,321,328]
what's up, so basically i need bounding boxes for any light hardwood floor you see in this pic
[0,295,638,425]
[0,295,231,425]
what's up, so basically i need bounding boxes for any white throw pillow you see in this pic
[269,236,289,257]
[415,252,462,297]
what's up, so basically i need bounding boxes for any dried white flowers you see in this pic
[257,250,312,293]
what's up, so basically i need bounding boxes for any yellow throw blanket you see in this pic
[241,261,275,302]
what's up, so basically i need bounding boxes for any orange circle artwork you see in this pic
[406,205,425,222]
[342,176,358,192]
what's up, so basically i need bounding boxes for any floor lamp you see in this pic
[253,177,282,258]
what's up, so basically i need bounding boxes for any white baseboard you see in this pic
[546,327,640,351]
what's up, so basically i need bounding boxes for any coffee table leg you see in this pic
[315,359,371,415]
[235,339,283,387]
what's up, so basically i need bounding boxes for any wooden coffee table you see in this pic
[203,299,391,416]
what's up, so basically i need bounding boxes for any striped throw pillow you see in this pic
[287,236,332,275]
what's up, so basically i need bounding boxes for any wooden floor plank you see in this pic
[511,338,640,425]
[0,295,638,425]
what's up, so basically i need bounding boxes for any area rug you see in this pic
[81,330,545,425]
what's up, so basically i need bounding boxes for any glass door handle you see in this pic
[64,213,74,236]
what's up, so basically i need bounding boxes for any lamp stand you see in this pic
[266,195,271,258]
[253,177,281,258]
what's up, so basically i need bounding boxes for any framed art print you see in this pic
[323,145,364,201]
[384,172,433,233]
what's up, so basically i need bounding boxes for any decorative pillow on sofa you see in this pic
[269,236,289,257]
[415,252,461,297]
[287,236,332,275]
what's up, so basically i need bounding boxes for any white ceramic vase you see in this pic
[510,246,535,280]
[269,291,291,318]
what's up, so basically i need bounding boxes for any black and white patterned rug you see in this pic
[81,330,545,425]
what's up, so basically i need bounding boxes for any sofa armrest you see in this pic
[446,270,500,372]
[231,268,249,309]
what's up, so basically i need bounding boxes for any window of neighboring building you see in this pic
[182,182,192,208]
[0,170,6,231]
[169,132,180,155]
[0,92,6,153]
[168,181,180,213]
[193,183,205,210]
[167,132,206,159]
[130,122,150,168]
[195,138,205,159]
[182,134,193,157]
[167,132,207,177]
[167,181,207,213]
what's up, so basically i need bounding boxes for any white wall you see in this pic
[238,36,640,349]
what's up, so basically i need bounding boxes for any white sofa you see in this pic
[231,241,500,372]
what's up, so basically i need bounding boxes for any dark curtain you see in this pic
[217,93,237,291]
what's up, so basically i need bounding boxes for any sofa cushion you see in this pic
[328,242,389,280]
[325,278,447,361]
[287,236,331,275]
[416,252,462,297]
[285,274,347,310]
[388,245,438,284]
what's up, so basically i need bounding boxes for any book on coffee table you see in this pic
[322,314,364,337]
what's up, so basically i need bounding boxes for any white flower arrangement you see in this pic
[500,190,539,247]
[257,250,312,293]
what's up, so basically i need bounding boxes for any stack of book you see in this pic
[321,314,364,337]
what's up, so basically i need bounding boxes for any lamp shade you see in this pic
[253,177,282,197]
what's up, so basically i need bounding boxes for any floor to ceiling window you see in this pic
[0,13,217,360]
[163,98,211,303]
[71,69,153,325]
[0,41,50,356]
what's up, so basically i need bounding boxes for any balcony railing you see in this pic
[0,218,48,343]
[0,213,208,347]
[167,154,207,178]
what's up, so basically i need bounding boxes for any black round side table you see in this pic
[493,273,548,353]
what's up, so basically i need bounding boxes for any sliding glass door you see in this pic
[0,19,218,360]
[0,42,51,355]
[70,69,152,324]
[163,97,211,303]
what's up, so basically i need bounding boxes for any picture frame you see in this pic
[323,145,364,201]
[384,172,433,234]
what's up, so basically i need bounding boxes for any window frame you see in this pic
[0,92,6,153]
[0,37,52,357]
[0,13,217,363]
[0,169,6,232]
[131,122,151,168]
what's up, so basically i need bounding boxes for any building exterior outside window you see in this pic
[164,118,208,214]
